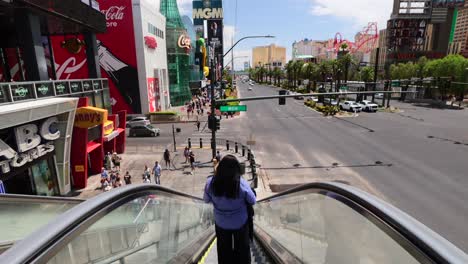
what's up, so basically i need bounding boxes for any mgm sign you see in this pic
[193,7,223,19]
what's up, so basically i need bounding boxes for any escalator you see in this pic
[1,182,467,263]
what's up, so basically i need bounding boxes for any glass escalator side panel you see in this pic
[46,192,213,264]
[0,196,79,244]
[255,190,429,264]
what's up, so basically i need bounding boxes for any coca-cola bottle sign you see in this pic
[178,35,191,51]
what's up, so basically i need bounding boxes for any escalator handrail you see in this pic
[0,193,84,204]
[0,184,206,264]
[256,182,468,264]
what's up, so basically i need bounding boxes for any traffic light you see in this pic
[208,115,215,130]
[215,118,221,131]
[208,116,220,131]
[279,90,287,105]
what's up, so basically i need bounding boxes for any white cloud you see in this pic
[309,0,392,30]
[177,0,192,16]
[222,25,251,70]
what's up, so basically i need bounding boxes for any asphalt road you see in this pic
[218,81,468,252]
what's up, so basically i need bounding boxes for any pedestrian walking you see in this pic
[124,171,132,185]
[203,155,256,264]
[105,152,112,170]
[152,161,162,184]
[164,149,171,169]
[143,165,151,180]
[216,151,222,162]
[184,147,190,163]
[196,121,201,131]
[112,153,121,171]
[189,151,195,175]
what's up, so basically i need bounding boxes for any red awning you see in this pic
[86,141,101,152]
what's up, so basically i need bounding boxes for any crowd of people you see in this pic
[186,94,209,118]
[100,152,130,191]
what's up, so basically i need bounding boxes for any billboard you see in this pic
[147,77,160,112]
[51,0,141,114]
[433,0,465,7]
[387,19,428,53]
[193,0,224,67]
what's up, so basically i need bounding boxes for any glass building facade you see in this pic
[160,0,192,106]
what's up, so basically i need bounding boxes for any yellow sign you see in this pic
[103,120,114,136]
[75,165,85,172]
[74,106,108,129]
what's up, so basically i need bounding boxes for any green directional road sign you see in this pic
[220,105,247,112]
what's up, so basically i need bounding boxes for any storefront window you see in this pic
[94,91,104,108]
[31,159,59,196]
[102,89,111,112]
[0,84,12,103]
[86,93,95,106]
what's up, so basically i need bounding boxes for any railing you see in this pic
[0,184,214,264]
[0,78,109,105]
[254,182,468,264]
[3,183,467,263]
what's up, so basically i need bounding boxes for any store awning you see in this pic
[104,128,124,142]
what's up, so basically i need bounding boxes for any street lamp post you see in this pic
[209,35,274,158]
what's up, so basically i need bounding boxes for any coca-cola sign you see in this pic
[101,6,126,28]
[178,35,191,50]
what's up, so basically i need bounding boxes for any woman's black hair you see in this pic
[211,155,241,199]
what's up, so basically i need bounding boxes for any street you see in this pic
[215,81,468,251]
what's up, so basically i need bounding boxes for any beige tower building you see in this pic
[252,44,286,68]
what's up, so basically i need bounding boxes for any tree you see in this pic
[273,67,283,86]
[330,60,342,91]
[338,53,353,84]
[285,61,294,88]
[360,67,374,82]
[292,60,304,89]
[318,61,332,82]
[302,63,319,92]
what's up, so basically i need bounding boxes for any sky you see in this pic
[176,0,394,70]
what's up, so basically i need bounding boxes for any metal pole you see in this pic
[172,124,176,152]
[372,47,380,103]
[210,43,217,159]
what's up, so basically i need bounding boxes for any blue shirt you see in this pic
[153,165,161,176]
[203,177,256,230]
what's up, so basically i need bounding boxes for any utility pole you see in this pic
[372,47,380,103]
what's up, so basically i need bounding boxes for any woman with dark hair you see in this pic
[203,155,256,264]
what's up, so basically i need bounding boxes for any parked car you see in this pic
[248,86,253,91]
[307,96,319,102]
[126,116,150,128]
[324,98,338,106]
[339,101,362,112]
[292,92,304,100]
[359,100,379,112]
[129,125,160,137]
[375,93,384,99]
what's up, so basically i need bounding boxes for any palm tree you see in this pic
[318,61,331,82]
[302,63,319,92]
[285,61,294,88]
[273,67,283,86]
[338,53,353,85]
[292,60,304,89]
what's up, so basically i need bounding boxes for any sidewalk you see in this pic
[71,146,255,199]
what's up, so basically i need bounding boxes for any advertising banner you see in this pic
[193,0,224,67]
[51,0,141,114]
[147,77,161,112]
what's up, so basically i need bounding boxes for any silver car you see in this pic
[126,117,150,128]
